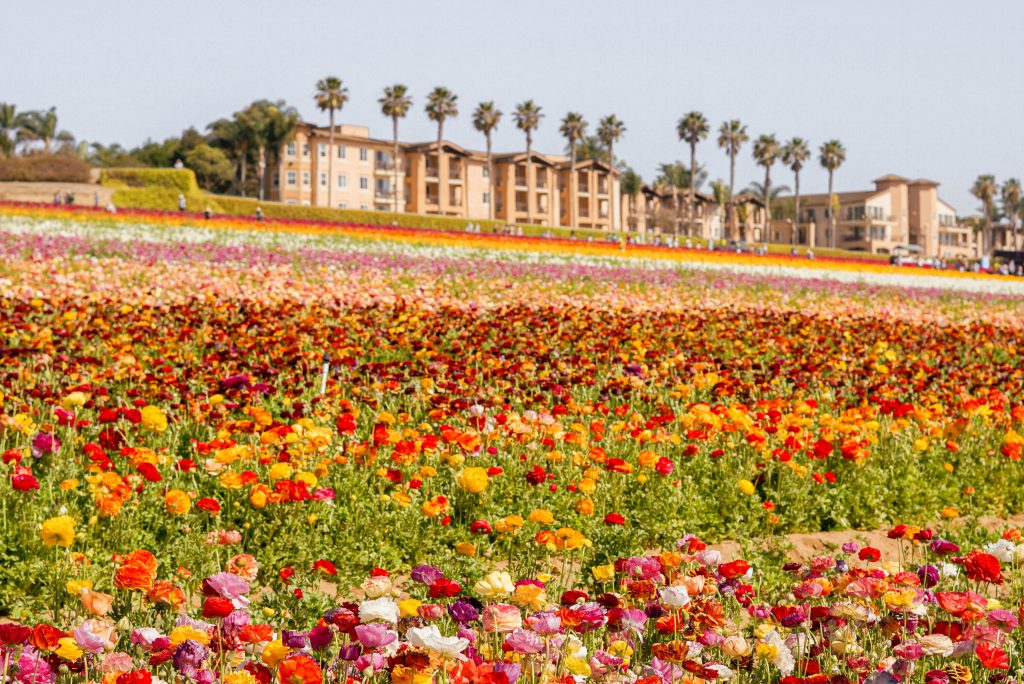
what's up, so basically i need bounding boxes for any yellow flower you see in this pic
[60,478,79,490]
[529,509,554,525]
[140,405,168,432]
[55,637,83,661]
[268,463,293,481]
[474,571,515,598]
[564,657,592,676]
[261,640,291,668]
[941,506,959,519]
[399,599,422,618]
[738,479,756,495]
[223,672,258,684]
[65,579,94,595]
[164,489,192,515]
[61,392,89,410]
[40,515,76,547]
[591,564,615,581]
[455,542,477,557]
[455,467,489,494]
[575,498,595,516]
[512,584,547,610]
[577,477,597,494]
[494,515,524,534]
[169,625,211,646]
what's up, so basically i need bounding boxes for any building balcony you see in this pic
[425,166,439,179]
[515,203,528,212]
[374,161,403,174]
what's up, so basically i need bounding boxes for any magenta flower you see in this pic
[354,623,397,650]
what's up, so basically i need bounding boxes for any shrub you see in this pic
[0,153,92,182]
[99,168,199,193]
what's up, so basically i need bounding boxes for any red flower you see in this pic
[116,671,153,684]
[470,519,492,534]
[977,643,1010,670]
[719,560,751,579]
[136,463,162,482]
[0,624,30,645]
[196,498,220,514]
[525,466,546,486]
[486,467,503,476]
[202,596,235,619]
[604,513,625,526]
[858,547,881,562]
[11,473,39,492]
[312,560,338,575]
[279,567,295,583]
[429,578,461,598]
[961,550,1003,584]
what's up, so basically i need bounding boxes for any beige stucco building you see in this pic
[268,121,620,230]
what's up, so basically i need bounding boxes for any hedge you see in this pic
[0,154,92,183]
[99,168,198,193]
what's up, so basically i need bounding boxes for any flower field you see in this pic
[2,202,1024,682]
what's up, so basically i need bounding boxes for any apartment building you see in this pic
[775,174,975,258]
[268,121,620,230]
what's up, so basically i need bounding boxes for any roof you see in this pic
[405,140,470,156]
[492,151,557,166]
[873,174,910,184]
[909,178,940,187]
[557,158,616,173]
[733,193,765,207]
[781,189,880,204]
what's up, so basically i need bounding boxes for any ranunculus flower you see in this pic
[482,604,522,633]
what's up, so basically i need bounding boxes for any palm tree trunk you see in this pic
[794,170,801,247]
[486,134,494,221]
[728,152,736,241]
[239,145,248,198]
[608,142,615,230]
[688,142,697,239]
[526,134,533,225]
[393,117,400,212]
[327,109,335,208]
[437,124,444,215]
[257,145,267,201]
[828,170,835,249]
[764,166,771,244]
[568,141,576,229]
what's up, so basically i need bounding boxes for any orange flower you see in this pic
[164,489,191,515]
[114,550,157,591]
[147,580,185,608]
[80,588,114,617]
[278,655,322,684]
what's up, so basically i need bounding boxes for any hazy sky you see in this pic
[3,0,1022,212]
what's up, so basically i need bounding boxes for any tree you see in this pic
[18,107,68,155]
[425,87,459,212]
[819,139,846,248]
[597,115,625,229]
[1001,178,1022,251]
[207,116,256,196]
[971,174,998,256]
[315,76,349,208]
[620,167,643,230]
[0,103,21,158]
[513,100,543,224]
[472,101,502,221]
[380,84,412,212]
[717,120,748,240]
[185,143,234,193]
[782,138,811,246]
[752,134,780,244]
[239,100,299,201]
[656,161,707,235]
[677,112,709,238]
[744,181,791,200]
[710,179,730,240]
[570,136,608,164]
[559,112,588,228]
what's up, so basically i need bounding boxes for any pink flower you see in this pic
[354,623,397,650]
[504,629,543,655]
[525,611,562,635]
[482,604,522,633]
[204,572,250,608]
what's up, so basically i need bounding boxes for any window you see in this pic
[320,172,327,186]
[286,199,297,206]
[301,143,309,157]
[337,145,346,159]
[359,176,369,190]
[286,143,296,157]
[339,202,348,209]
[359,147,368,161]
[286,171,297,186]
[301,200,310,206]
[319,144,327,157]
[360,204,369,210]
[302,171,310,186]
[338,174,347,188]
[272,171,279,187]
[483,166,490,178]
[483,192,490,205]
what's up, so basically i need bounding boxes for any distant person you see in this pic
[53,191,61,205]
[106,202,116,214]
[255,206,264,222]
[174,159,184,170]
[94,191,100,208]
[178,194,186,212]
[204,206,212,220]
[807,249,814,260]
[65,192,75,205]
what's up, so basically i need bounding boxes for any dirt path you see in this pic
[0,181,112,206]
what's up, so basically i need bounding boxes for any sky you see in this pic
[2,0,1022,212]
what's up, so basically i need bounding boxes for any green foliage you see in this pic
[0,153,91,182]
[100,168,199,193]
[184,144,233,193]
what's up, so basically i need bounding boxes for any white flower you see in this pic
[985,539,1016,563]
[706,664,735,680]
[361,575,393,598]
[941,563,959,578]
[660,586,690,609]
[406,625,469,660]
[918,634,954,657]
[763,630,794,676]
[359,597,400,624]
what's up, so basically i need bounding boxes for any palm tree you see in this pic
[315,77,348,208]
[559,112,588,228]
[472,102,502,221]
[597,115,625,230]
[620,167,643,230]
[380,85,412,212]
[1001,178,1022,251]
[240,100,300,201]
[752,134,780,244]
[677,112,709,237]
[744,181,791,200]
[782,138,811,246]
[819,139,846,248]
[710,180,730,240]
[513,100,543,224]
[971,175,998,256]
[570,136,608,164]
[425,87,459,212]
[717,120,749,240]
[0,103,23,158]
[18,107,62,154]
